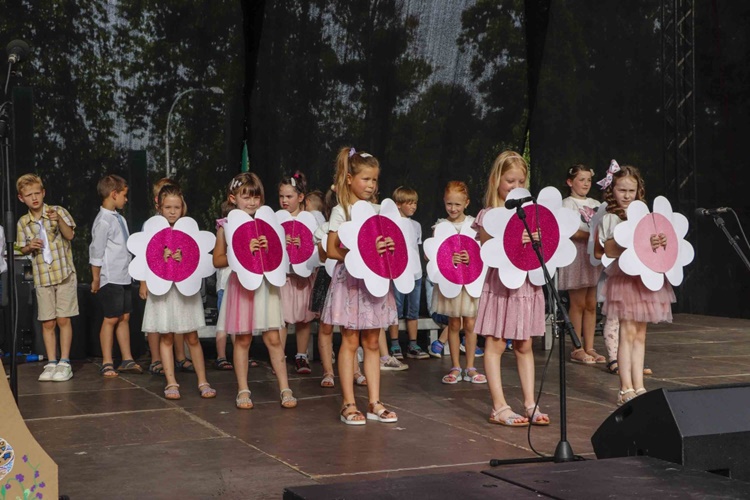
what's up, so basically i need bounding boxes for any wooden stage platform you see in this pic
[8,313,750,498]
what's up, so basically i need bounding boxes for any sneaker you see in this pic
[406,345,429,359]
[505,339,514,352]
[294,356,312,374]
[380,356,409,371]
[38,363,57,382]
[51,361,73,382]
[389,345,403,360]
[459,338,485,357]
[428,340,444,358]
[357,346,364,363]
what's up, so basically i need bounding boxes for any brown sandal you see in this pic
[570,348,596,364]
[340,403,366,425]
[366,401,398,423]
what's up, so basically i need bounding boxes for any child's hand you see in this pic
[28,238,43,251]
[257,235,268,250]
[521,229,541,245]
[139,281,148,300]
[375,235,387,254]
[452,250,470,266]
[172,248,182,262]
[285,234,292,246]
[249,238,260,253]
[46,207,58,222]
[91,278,100,294]
[650,234,661,251]
[659,232,667,249]
[291,236,301,248]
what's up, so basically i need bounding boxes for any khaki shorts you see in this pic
[36,272,80,321]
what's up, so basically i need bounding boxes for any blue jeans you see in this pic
[394,278,422,320]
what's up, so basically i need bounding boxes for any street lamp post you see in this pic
[165,86,224,178]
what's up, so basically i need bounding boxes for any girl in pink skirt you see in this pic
[322,147,398,425]
[557,164,605,364]
[599,165,675,406]
[474,151,549,427]
[278,171,318,375]
[213,173,296,410]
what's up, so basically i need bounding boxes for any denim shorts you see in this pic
[394,277,422,320]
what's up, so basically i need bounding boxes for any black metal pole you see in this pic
[712,214,750,273]
[490,204,581,466]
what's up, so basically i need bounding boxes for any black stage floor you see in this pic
[10,313,750,499]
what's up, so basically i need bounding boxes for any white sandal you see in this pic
[235,389,253,410]
[340,403,366,426]
[617,388,636,406]
[366,401,398,423]
[463,368,487,384]
[280,388,297,408]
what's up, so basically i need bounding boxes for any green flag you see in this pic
[240,141,249,172]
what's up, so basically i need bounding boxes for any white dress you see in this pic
[142,284,205,334]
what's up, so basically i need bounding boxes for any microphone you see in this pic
[6,40,30,64]
[505,196,535,210]
[695,207,731,216]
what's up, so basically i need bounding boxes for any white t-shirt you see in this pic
[599,213,623,246]
[433,215,476,233]
[562,196,601,233]
[328,203,380,232]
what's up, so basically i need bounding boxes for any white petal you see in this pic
[126,231,149,256]
[553,239,577,268]
[480,238,509,269]
[143,215,169,233]
[672,212,689,239]
[529,267,548,286]
[626,200,650,223]
[665,263,684,286]
[423,237,439,261]
[344,252,367,280]
[464,266,487,298]
[146,273,172,296]
[482,207,514,239]
[557,208,580,238]
[618,248,642,277]
[614,220,635,249]
[325,258,337,277]
[275,210,292,224]
[537,186,563,210]
[128,254,148,281]
[174,217,199,234]
[367,275,391,297]
[175,274,202,297]
[235,268,263,291]
[393,272,415,295]
[652,196,673,217]
[265,265,288,288]
[438,280,462,299]
[640,267,665,292]
[500,265,527,290]
[679,239,695,266]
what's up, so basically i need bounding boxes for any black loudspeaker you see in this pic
[591,385,750,482]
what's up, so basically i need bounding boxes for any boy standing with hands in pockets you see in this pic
[90,174,141,377]
[15,173,78,382]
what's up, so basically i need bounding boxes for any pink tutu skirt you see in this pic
[602,264,675,323]
[321,262,397,330]
[557,239,602,290]
[218,272,284,335]
[474,269,546,340]
[280,273,318,324]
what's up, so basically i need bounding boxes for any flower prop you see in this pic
[224,207,288,290]
[587,202,614,267]
[276,210,320,277]
[338,199,420,297]
[319,233,338,278]
[128,216,215,296]
[613,196,694,291]
[480,187,579,289]
[0,438,14,483]
[424,221,487,298]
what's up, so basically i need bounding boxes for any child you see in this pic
[387,186,428,360]
[15,174,78,382]
[431,181,486,384]
[323,147,398,425]
[598,165,674,405]
[140,184,216,400]
[278,171,317,374]
[213,172,296,410]
[557,165,605,365]
[213,201,234,371]
[474,151,549,427]
[304,190,326,226]
[89,174,141,377]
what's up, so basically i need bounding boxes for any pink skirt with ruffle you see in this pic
[602,264,675,323]
[474,269,546,340]
[557,239,602,290]
[280,273,318,324]
[321,262,397,330]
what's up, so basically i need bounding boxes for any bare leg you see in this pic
[339,329,359,406]
[581,286,598,354]
[631,322,647,390]
[216,330,228,360]
[99,316,118,366]
[361,329,381,404]
[279,326,288,353]
[174,333,188,364]
[438,325,448,345]
[484,337,508,409]
[115,313,133,361]
[463,317,477,369]
[57,317,72,360]
[618,319,637,392]
[447,317,462,369]
[41,319,57,361]
[406,318,418,343]
[160,333,177,388]
[184,331,208,387]
[379,328,389,357]
[147,332,161,364]
[264,330,290,391]
[513,338,537,409]
[568,288,587,349]
[318,323,334,375]
[233,335,251,392]
[295,321,311,356]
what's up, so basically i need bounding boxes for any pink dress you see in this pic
[600,214,675,323]
[472,208,546,340]
[557,197,603,290]
[280,273,318,324]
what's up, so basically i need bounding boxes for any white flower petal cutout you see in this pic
[424,220,487,299]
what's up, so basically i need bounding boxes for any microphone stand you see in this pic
[710,213,750,273]
[490,203,582,466]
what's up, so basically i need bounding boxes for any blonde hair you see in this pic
[157,183,188,217]
[16,173,43,194]
[392,186,418,204]
[333,146,380,218]
[227,172,265,207]
[483,151,528,208]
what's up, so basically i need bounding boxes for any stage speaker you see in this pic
[591,385,750,482]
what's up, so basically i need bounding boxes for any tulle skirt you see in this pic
[142,285,205,334]
[432,287,478,318]
[280,273,318,324]
[602,263,675,323]
[474,269,546,340]
[321,262,397,330]
[216,272,283,335]
[557,239,603,290]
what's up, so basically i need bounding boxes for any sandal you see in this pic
[198,383,217,399]
[320,372,335,388]
[606,360,619,375]
[570,348,596,364]
[235,389,254,409]
[354,371,367,386]
[585,349,606,364]
[148,360,164,376]
[214,357,234,370]
[617,388,636,406]
[525,405,550,426]
[176,358,195,373]
[488,405,529,427]
[118,360,143,374]
[280,388,297,408]
[340,403,366,426]
[643,366,653,375]
[164,384,181,400]
[463,367,487,384]
[635,387,647,396]
[366,401,398,423]
[441,367,462,385]
[249,358,259,368]
[100,363,119,378]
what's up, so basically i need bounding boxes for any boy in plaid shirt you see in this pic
[16,174,78,382]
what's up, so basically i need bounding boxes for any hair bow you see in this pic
[596,160,621,189]
[230,178,242,190]
[348,147,356,158]
[290,177,296,188]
